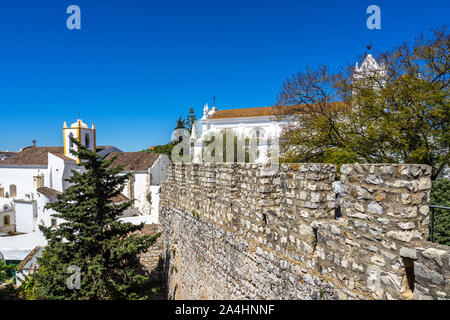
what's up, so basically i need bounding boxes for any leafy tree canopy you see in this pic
[277,27,449,180]
[430,178,450,246]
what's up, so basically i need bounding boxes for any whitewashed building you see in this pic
[192,104,285,163]
[0,119,169,261]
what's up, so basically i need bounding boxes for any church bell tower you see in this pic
[63,119,96,164]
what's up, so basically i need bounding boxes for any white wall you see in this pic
[0,166,48,200]
[201,116,282,139]
[47,153,65,192]
[35,193,63,230]
[47,153,79,192]
[149,185,161,223]
[133,172,150,215]
[14,200,37,233]
[150,154,170,186]
[194,116,283,164]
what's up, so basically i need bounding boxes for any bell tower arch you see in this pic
[63,119,96,164]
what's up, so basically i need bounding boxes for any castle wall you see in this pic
[160,163,450,300]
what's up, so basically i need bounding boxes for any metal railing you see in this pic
[429,205,450,243]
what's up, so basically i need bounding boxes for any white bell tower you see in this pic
[63,119,96,164]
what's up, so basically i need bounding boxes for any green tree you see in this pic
[0,259,15,284]
[33,138,159,299]
[144,142,175,160]
[175,116,186,130]
[185,108,197,133]
[277,27,449,180]
[429,178,450,246]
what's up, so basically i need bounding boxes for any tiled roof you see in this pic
[104,152,162,171]
[0,151,16,163]
[37,186,129,204]
[209,106,280,119]
[0,147,63,165]
[0,146,115,166]
[110,193,131,203]
[37,187,61,203]
[209,102,348,120]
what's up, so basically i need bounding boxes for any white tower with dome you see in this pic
[63,119,96,164]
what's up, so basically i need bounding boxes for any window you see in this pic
[0,187,3,198]
[85,134,90,148]
[33,175,44,188]
[3,215,10,226]
[9,184,17,198]
[69,132,74,148]
[51,218,57,228]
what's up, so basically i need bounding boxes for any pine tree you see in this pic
[185,108,197,133]
[175,116,186,130]
[33,138,160,299]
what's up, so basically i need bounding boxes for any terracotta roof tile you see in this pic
[37,187,61,202]
[209,102,348,120]
[110,193,131,203]
[209,106,280,119]
[37,186,129,204]
[0,146,116,166]
[104,152,162,171]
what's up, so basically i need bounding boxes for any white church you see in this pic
[192,54,385,163]
[0,119,169,261]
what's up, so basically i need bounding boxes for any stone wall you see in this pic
[160,163,450,300]
[138,224,164,280]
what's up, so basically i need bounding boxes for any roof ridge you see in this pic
[16,246,44,271]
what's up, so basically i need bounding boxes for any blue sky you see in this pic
[0,0,448,151]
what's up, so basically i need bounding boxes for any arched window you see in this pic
[69,132,74,148]
[3,215,10,226]
[0,187,4,198]
[250,127,265,141]
[85,134,90,148]
[9,184,17,198]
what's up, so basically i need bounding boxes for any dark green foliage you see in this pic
[33,138,159,299]
[429,178,450,246]
[0,282,18,300]
[17,273,36,300]
[0,260,15,284]
[175,116,186,129]
[185,108,197,133]
[144,108,196,160]
[144,142,175,160]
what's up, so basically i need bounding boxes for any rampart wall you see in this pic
[160,163,449,300]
